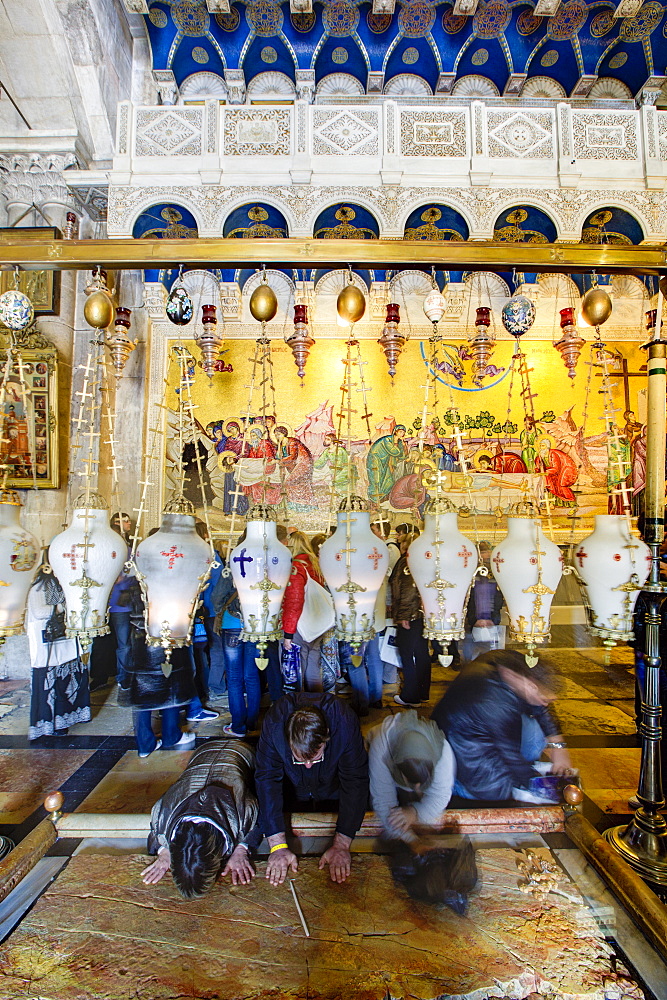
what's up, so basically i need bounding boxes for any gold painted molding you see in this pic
[0,236,665,274]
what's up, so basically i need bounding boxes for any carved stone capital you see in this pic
[153,70,179,107]
[0,153,79,223]
[295,70,316,104]
[224,69,246,106]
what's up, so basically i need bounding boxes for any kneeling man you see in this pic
[256,692,369,885]
[141,739,260,898]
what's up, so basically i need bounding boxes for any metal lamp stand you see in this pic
[605,330,667,887]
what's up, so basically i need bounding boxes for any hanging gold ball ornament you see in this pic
[581,286,612,327]
[249,283,278,323]
[336,281,366,325]
[83,289,114,329]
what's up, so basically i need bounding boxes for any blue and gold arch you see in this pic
[223,203,289,238]
[493,206,558,244]
[580,207,644,246]
[313,204,379,240]
[132,203,199,240]
[132,202,199,283]
[404,205,469,242]
[143,1,667,100]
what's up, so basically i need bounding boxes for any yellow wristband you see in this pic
[269,842,288,854]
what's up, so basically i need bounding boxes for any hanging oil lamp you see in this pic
[501,291,535,340]
[377,302,406,381]
[468,306,496,386]
[574,515,651,649]
[231,503,292,668]
[581,283,612,329]
[49,492,126,650]
[285,303,315,382]
[83,268,114,331]
[166,268,194,326]
[134,494,213,662]
[554,307,585,381]
[408,496,477,642]
[105,307,135,376]
[337,270,366,326]
[423,286,446,327]
[195,303,223,376]
[491,500,563,665]
[319,496,389,650]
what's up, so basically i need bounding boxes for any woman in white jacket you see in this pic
[368,709,455,842]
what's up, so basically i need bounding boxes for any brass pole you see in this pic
[605,302,667,885]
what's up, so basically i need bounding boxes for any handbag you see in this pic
[281,642,301,687]
[297,576,335,643]
[42,605,67,643]
[379,625,401,667]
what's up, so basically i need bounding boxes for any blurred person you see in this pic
[120,582,196,757]
[256,693,369,885]
[89,511,135,692]
[27,560,90,740]
[431,649,571,802]
[185,522,222,724]
[390,532,430,708]
[461,541,504,663]
[368,710,455,843]
[310,532,339,692]
[282,531,327,691]
[141,739,260,897]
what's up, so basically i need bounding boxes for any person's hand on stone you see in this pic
[141,847,171,885]
[222,845,255,885]
[319,832,352,883]
[547,746,572,776]
[266,847,298,886]
[388,805,418,835]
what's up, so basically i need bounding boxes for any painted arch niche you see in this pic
[223,203,289,238]
[313,203,379,239]
[580,207,644,246]
[132,202,199,284]
[493,205,557,243]
[403,204,469,242]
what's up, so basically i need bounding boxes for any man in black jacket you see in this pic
[255,692,369,885]
[431,650,571,802]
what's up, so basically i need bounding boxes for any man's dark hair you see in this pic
[286,707,330,759]
[395,522,415,536]
[170,821,227,899]
[479,648,561,693]
[395,758,434,795]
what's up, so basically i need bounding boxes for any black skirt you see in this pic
[29,655,91,739]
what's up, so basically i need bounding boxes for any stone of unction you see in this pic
[0,850,642,1000]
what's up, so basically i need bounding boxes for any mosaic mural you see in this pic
[164,337,647,536]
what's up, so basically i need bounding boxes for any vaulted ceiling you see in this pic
[143,0,667,101]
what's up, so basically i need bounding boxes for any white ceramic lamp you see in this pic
[319,496,389,649]
[135,495,213,652]
[0,489,40,636]
[491,502,563,659]
[48,492,126,646]
[574,515,651,642]
[231,503,292,664]
[408,498,477,642]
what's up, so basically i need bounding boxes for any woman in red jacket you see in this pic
[282,531,326,691]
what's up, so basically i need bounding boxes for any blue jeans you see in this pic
[134,706,181,755]
[224,630,261,734]
[453,715,547,799]
[348,636,384,713]
[109,611,131,688]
